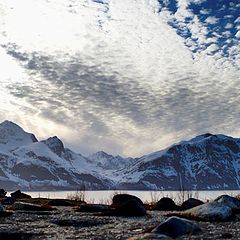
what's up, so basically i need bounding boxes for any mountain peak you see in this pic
[42,136,64,157]
[0,120,23,130]
[186,133,231,144]
[90,151,112,158]
[0,120,38,152]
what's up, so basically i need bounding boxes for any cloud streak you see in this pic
[0,0,239,156]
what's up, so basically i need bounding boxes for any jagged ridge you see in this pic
[0,120,239,190]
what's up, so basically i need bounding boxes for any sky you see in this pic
[0,0,239,157]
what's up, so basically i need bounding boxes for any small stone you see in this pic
[0,189,7,198]
[51,219,108,228]
[76,203,109,212]
[221,233,233,239]
[0,204,13,217]
[128,233,172,240]
[152,217,201,238]
[1,197,15,205]
[0,204,4,211]
[12,202,55,211]
[48,199,77,206]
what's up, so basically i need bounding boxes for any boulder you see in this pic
[214,195,240,213]
[0,189,7,198]
[103,199,147,217]
[181,198,204,210]
[12,202,55,211]
[112,194,144,207]
[166,202,233,222]
[76,203,110,212]
[152,198,179,211]
[128,233,172,239]
[11,190,31,199]
[152,217,201,238]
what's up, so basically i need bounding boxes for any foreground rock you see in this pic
[12,202,56,211]
[214,195,240,212]
[152,216,201,238]
[181,198,204,210]
[166,202,233,222]
[102,199,147,217]
[152,198,179,211]
[0,202,240,239]
[11,190,31,199]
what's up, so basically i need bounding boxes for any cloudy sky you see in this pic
[0,0,239,157]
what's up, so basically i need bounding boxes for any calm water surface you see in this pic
[19,190,240,203]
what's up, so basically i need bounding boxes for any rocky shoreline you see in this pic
[0,190,240,239]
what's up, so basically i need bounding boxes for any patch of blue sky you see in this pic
[158,0,178,13]
[189,0,239,37]
[159,0,239,57]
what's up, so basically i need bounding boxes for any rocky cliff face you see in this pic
[0,121,239,190]
[118,133,240,190]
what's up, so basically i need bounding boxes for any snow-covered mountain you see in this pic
[0,120,37,152]
[117,133,240,190]
[0,121,113,190]
[88,151,135,170]
[0,121,240,190]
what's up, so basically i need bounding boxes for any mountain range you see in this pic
[0,120,239,191]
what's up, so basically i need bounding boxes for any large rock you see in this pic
[166,202,233,222]
[152,217,201,238]
[181,198,204,210]
[11,190,31,199]
[214,195,240,212]
[103,199,147,217]
[112,194,144,207]
[152,198,179,211]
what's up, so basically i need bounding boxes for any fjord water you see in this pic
[19,190,240,203]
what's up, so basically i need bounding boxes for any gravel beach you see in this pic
[0,206,239,239]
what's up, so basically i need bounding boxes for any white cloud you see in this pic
[235,17,240,23]
[225,23,233,29]
[235,31,240,38]
[205,16,218,24]
[200,9,209,15]
[0,0,239,156]
[205,44,219,54]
